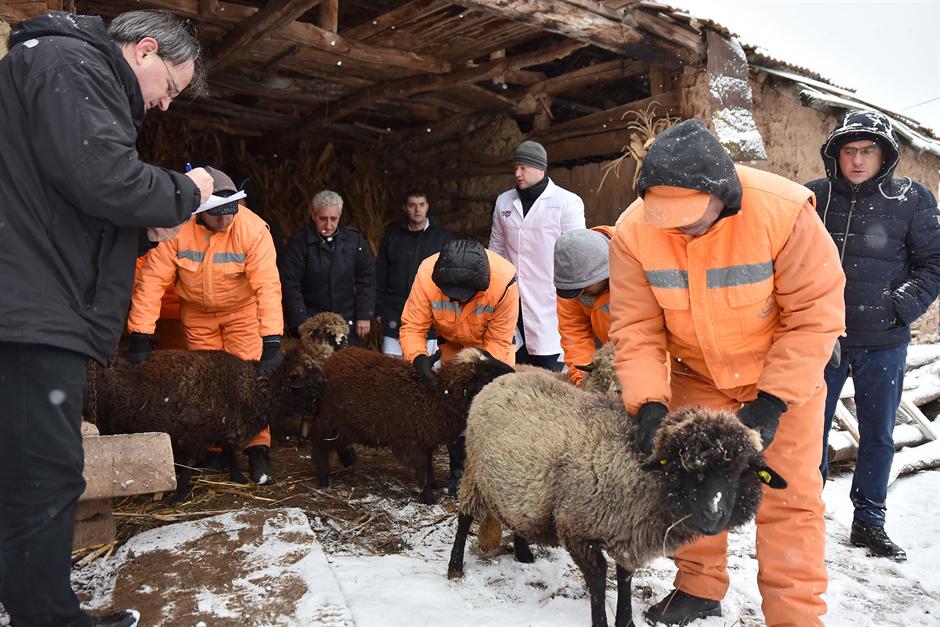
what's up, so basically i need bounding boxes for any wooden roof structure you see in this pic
[3,0,703,154]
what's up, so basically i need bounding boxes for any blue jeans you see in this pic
[821,344,907,526]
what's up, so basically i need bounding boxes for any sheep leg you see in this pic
[569,540,609,627]
[223,447,249,484]
[337,446,357,467]
[513,535,535,563]
[447,512,473,579]
[416,451,437,505]
[166,465,195,504]
[314,445,331,487]
[614,564,634,627]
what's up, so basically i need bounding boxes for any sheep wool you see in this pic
[314,346,514,504]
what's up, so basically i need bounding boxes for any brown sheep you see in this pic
[313,347,515,504]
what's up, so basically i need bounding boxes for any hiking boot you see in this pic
[246,445,276,485]
[644,588,721,625]
[850,520,907,561]
[86,609,140,626]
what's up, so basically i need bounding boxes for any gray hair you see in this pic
[107,10,206,96]
[311,190,344,213]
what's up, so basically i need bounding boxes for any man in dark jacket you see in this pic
[808,109,940,562]
[0,10,212,627]
[280,190,376,345]
[376,190,454,356]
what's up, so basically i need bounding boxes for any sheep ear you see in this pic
[574,362,595,373]
[755,465,787,489]
[641,457,669,472]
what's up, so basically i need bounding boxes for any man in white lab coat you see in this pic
[489,140,585,370]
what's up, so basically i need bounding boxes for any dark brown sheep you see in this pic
[86,349,323,501]
[313,347,515,504]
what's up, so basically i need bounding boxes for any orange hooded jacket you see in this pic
[399,249,518,366]
[609,165,846,415]
[556,224,615,384]
[127,206,283,338]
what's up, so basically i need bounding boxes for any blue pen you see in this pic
[184,162,193,172]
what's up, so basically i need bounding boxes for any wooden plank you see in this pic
[343,0,449,41]
[530,91,677,143]
[319,0,339,32]
[80,433,177,501]
[199,0,220,16]
[457,0,645,52]
[899,396,938,441]
[833,400,861,446]
[207,0,322,72]
[526,58,646,97]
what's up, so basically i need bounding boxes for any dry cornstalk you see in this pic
[597,102,679,194]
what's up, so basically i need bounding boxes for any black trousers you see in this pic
[515,307,562,372]
[0,343,89,626]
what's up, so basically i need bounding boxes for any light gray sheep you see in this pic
[447,369,786,627]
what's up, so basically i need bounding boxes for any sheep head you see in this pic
[299,312,349,356]
[575,342,620,397]
[640,407,787,536]
[439,348,515,408]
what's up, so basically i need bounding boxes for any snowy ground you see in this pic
[65,466,940,626]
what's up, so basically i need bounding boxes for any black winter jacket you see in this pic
[280,223,376,333]
[375,221,454,338]
[806,110,940,349]
[0,13,200,363]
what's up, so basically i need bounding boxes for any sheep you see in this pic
[85,348,324,502]
[575,341,619,395]
[313,346,515,504]
[447,369,786,627]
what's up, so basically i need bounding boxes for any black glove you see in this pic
[634,402,669,455]
[737,391,787,449]
[126,332,154,365]
[259,336,284,375]
[412,352,440,391]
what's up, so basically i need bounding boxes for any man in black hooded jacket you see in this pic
[0,10,211,626]
[808,109,940,562]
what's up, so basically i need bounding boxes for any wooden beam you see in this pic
[343,0,449,41]
[456,0,645,53]
[528,58,646,97]
[199,0,220,16]
[319,0,338,32]
[207,0,321,72]
[277,38,587,142]
[260,44,301,71]
[530,91,678,144]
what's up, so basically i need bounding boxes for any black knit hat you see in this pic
[432,240,490,301]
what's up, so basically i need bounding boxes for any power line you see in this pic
[902,96,940,111]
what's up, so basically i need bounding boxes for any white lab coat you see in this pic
[489,178,585,355]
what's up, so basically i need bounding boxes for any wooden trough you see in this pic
[76,422,177,549]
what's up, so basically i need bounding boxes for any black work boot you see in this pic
[444,436,466,496]
[245,445,276,485]
[644,588,721,625]
[196,450,227,473]
[850,519,907,561]
[86,609,140,626]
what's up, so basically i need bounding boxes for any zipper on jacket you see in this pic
[838,187,857,264]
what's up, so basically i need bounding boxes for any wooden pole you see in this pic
[319,0,339,33]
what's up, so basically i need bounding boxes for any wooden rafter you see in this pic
[343,0,450,41]
[319,0,338,32]
[277,38,588,143]
[207,0,321,72]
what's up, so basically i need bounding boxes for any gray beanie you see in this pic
[512,140,548,170]
[553,229,610,298]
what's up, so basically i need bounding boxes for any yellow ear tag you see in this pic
[758,470,772,484]
[659,458,669,465]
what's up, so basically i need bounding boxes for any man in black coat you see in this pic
[808,109,940,562]
[376,191,454,355]
[0,9,212,626]
[280,190,376,345]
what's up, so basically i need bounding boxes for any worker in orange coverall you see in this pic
[399,239,518,494]
[552,226,615,384]
[608,120,845,626]
[133,252,186,349]
[127,166,284,484]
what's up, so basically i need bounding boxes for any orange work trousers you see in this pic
[668,365,827,627]
[181,303,270,449]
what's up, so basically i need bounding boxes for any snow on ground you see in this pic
[66,467,940,626]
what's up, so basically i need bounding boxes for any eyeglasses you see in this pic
[840,143,880,159]
[157,54,181,99]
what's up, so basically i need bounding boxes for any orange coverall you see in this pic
[609,165,845,626]
[556,225,615,384]
[128,206,283,448]
[133,252,186,349]
[399,249,519,366]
